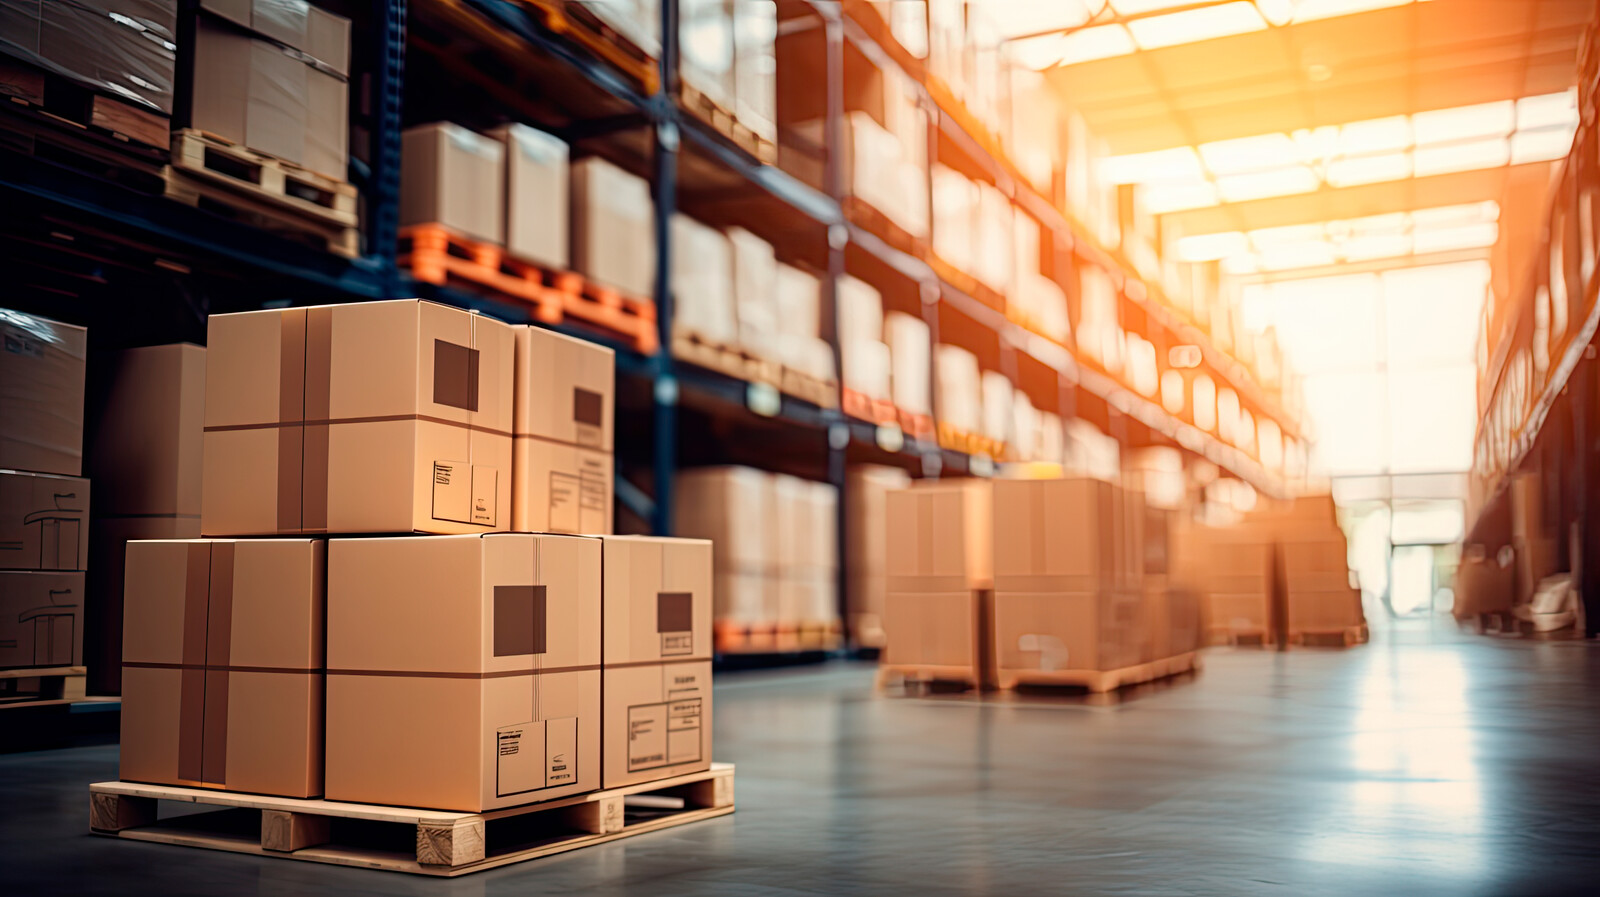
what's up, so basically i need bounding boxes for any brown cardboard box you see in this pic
[199,0,350,70]
[201,300,514,536]
[1281,537,1351,593]
[674,466,772,573]
[882,589,991,676]
[0,308,87,476]
[885,479,992,591]
[20,1,178,114]
[1287,589,1364,632]
[512,326,614,534]
[120,538,322,797]
[88,344,205,519]
[600,536,713,788]
[991,478,1133,592]
[87,515,201,695]
[1204,591,1271,636]
[993,589,1142,674]
[0,470,89,571]
[0,569,84,667]
[326,534,601,812]
[714,569,770,624]
[401,123,505,245]
[571,157,655,298]
[488,124,569,269]
[1454,549,1514,618]
[845,465,910,648]
[191,15,350,178]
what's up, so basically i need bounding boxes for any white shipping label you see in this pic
[431,460,472,523]
[545,717,578,787]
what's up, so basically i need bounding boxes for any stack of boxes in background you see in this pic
[881,479,994,687]
[1269,497,1365,638]
[845,465,912,649]
[0,310,90,702]
[676,467,840,652]
[85,344,206,695]
[118,299,712,811]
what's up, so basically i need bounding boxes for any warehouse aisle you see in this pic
[5,627,1600,896]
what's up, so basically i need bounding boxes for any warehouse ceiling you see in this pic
[1010,0,1593,272]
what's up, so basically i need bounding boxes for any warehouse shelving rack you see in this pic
[0,0,1299,653]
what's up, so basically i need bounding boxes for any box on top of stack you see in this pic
[0,308,90,673]
[0,0,178,123]
[881,479,993,682]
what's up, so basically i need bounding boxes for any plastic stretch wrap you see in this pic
[0,0,177,113]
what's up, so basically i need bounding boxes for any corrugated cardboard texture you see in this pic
[883,589,988,671]
[992,478,1141,593]
[85,515,201,696]
[401,123,505,244]
[119,538,323,797]
[0,569,84,668]
[884,479,992,591]
[489,124,569,269]
[202,300,513,536]
[0,469,89,571]
[88,344,205,518]
[0,308,86,476]
[600,536,713,665]
[602,660,711,789]
[324,534,600,811]
[512,326,614,534]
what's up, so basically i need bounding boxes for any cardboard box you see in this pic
[0,469,89,571]
[1204,591,1270,635]
[776,263,822,341]
[0,569,84,668]
[191,15,350,178]
[733,0,777,144]
[681,0,734,112]
[882,588,991,678]
[991,478,1134,593]
[120,538,323,796]
[846,465,910,647]
[729,227,780,359]
[1281,537,1351,592]
[0,308,87,476]
[201,300,514,536]
[1454,549,1514,618]
[885,312,931,416]
[571,157,655,298]
[714,569,769,624]
[512,326,614,535]
[935,344,981,434]
[841,338,891,401]
[326,534,601,811]
[86,515,201,695]
[674,466,771,573]
[487,124,568,268]
[1287,589,1364,632]
[600,536,713,788]
[87,343,205,519]
[401,123,505,245]
[885,479,993,591]
[670,215,736,344]
[993,589,1142,673]
[199,0,350,68]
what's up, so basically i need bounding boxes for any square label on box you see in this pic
[432,460,471,523]
[627,697,701,772]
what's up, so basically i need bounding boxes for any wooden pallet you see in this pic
[843,195,928,261]
[400,225,659,352]
[842,388,898,427]
[680,84,778,165]
[1287,624,1369,648]
[716,620,839,655]
[671,328,781,387]
[779,364,839,409]
[929,254,1006,314]
[170,129,357,225]
[520,0,660,95]
[89,764,733,877]
[876,662,986,692]
[0,665,88,710]
[995,652,1199,694]
[714,620,778,654]
[0,56,169,152]
[936,421,1005,461]
[164,166,360,258]
[1204,627,1274,648]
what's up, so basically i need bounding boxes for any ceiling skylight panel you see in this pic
[1412,101,1514,146]
[1199,133,1301,176]
[1127,2,1266,50]
[1413,137,1509,177]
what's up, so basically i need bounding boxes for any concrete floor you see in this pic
[5,619,1600,895]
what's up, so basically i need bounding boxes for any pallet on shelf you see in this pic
[164,166,360,259]
[89,763,734,877]
[896,406,934,443]
[936,422,1003,461]
[0,56,169,152]
[843,195,928,261]
[671,327,781,387]
[680,84,778,165]
[399,224,659,352]
[994,652,1199,694]
[841,388,898,427]
[170,129,357,225]
[519,0,660,95]
[0,665,88,710]
[1287,624,1369,648]
[929,254,1005,315]
[779,364,838,409]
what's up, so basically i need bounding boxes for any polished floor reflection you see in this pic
[5,619,1600,896]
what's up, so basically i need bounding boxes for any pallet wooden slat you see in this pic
[876,663,987,692]
[680,84,778,165]
[995,652,1200,694]
[169,129,357,225]
[88,763,734,877]
[0,665,88,709]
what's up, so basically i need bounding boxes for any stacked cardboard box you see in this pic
[845,465,912,648]
[0,0,176,115]
[84,344,205,695]
[0,310,89,678]
[123,301,700,809]
[572,157,656,298]
[839,275,891,405]
[881,479,993,683]
[680,0,777,145]
[675,466,839,649]
[1141,507,1202,662]
[990,479,1146,677]
[1266,497,1364,635]
[1194,523,1274,642]
[191,1,351,178]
